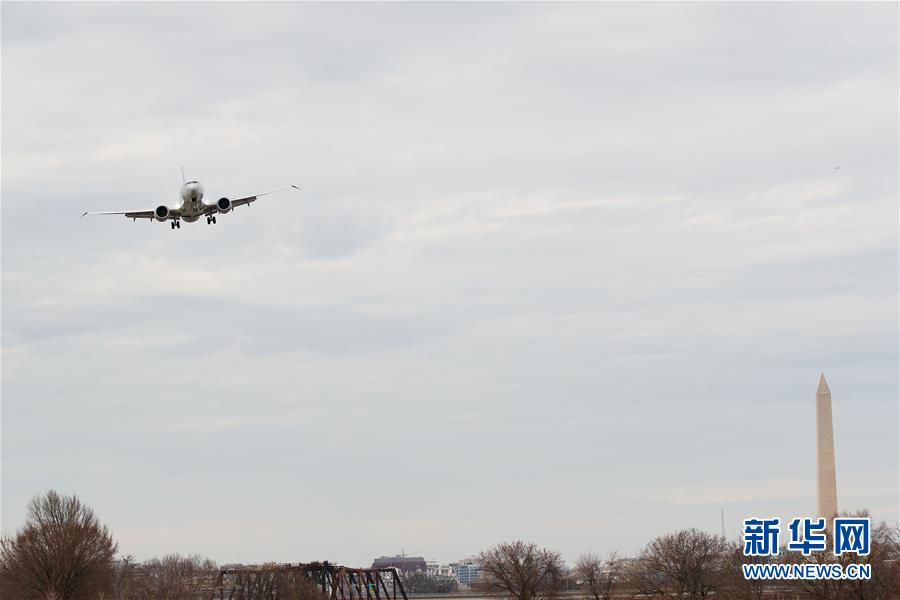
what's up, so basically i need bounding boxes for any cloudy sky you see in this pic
[2,2,897,566]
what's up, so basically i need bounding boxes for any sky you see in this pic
[2,2,897,567]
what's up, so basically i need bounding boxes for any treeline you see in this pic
[0,491,325,600]
[403,572,458,595]
[476,530,900,600]
[2,490,899,600]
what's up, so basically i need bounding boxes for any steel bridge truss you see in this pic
[212,562,409,600]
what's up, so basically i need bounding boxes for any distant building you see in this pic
[371,556,427,574]
[426,561,454,577]
[452,559,481,586]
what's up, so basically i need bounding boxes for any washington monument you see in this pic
[816,373,838,518]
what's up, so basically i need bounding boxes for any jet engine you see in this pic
[154,205,169,221]
[216,197,232,214]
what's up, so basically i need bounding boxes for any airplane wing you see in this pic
[82,210,156,220]
[230,185,301,209]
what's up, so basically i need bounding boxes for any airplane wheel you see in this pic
[212,216,217,224]
[171,222,175,229]
[206,217,210,224]
[176,221,181,229]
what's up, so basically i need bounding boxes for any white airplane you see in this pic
[83,175,300,229]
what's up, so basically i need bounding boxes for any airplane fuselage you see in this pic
[175,180,208,222]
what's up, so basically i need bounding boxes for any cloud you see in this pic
[2,2,897,566]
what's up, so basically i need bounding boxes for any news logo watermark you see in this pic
[741,517,871,580]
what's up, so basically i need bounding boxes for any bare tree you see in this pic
[574,552,620,600]
[715,538,768,600]
[778,511,900,600]
[629,528,728,600]
[126,554,217,600]
[402,571,458,594]
[478,541,564,600]
[221,565,330,600]
[0,490,118,600]
[108,556,138,600]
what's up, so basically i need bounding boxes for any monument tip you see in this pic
[817,372,830,394]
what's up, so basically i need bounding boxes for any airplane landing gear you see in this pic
[206,216,216,225]
[171,220,180,229]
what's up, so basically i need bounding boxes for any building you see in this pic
[426,561,454,577]
[452,559,481,587]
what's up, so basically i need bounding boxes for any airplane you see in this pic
[82,174,300,229]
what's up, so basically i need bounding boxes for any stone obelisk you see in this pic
[816,373,838,519]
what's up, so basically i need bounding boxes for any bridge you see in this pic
[211,561,409,600]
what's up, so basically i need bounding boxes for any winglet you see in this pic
[292,184,301,191]
[81,211,88,218]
